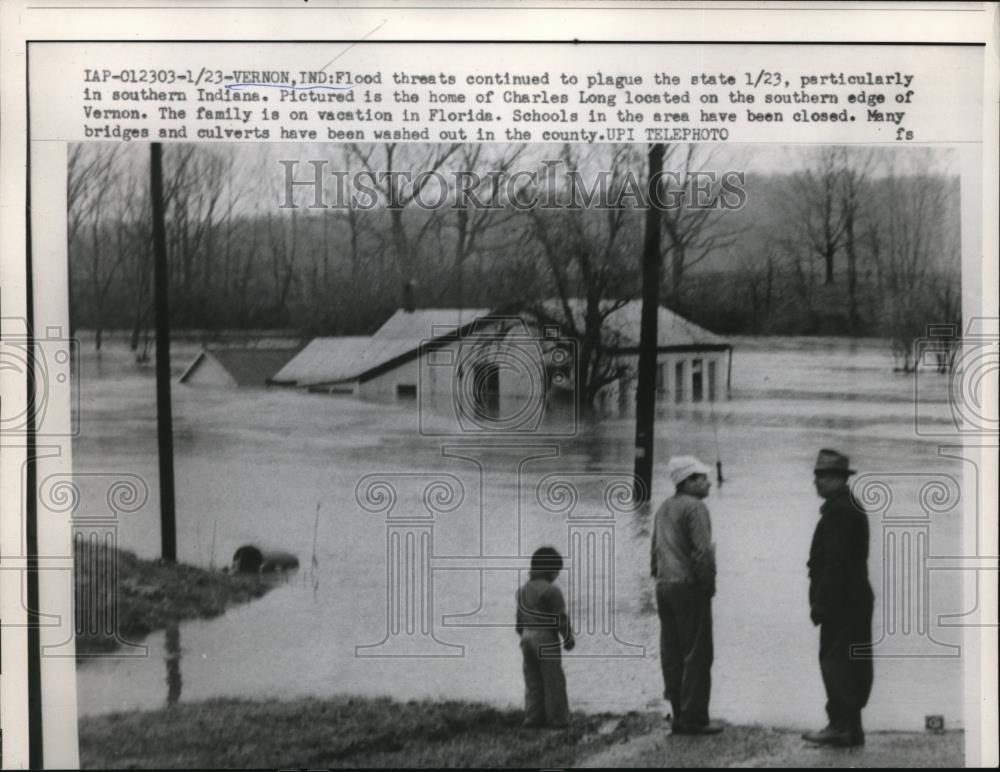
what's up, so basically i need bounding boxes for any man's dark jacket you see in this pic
[808,486,873,625]
[807,484,875,730]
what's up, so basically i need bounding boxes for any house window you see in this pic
[397,384,417,399]
[708,360,717,402]
[692,359,704,403]
[674,361,684,403]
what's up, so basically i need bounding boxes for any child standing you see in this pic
[516,546,575,728]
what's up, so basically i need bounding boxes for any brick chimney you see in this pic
[403,279,418,312]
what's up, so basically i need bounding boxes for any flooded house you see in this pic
[575,300,734,406]
[276,302,731,418]
[179,346,300,388]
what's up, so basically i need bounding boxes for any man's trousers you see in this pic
[819,599,874,731]
[657,582,714,729]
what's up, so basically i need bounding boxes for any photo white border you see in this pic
[1,3,996,768]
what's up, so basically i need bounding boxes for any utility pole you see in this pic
[633,144,665,503]
[150,143,177,562]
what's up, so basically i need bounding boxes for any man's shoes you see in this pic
[802,724,863,747]
[672,721,724,736]
[801,724,835,743]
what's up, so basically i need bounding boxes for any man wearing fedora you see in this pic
[803,449,874,748]
[651,455,723,736]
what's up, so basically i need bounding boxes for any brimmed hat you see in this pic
[667,456,711,487]
[813,448,856,476]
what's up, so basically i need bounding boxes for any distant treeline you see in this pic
[68,143,960,371]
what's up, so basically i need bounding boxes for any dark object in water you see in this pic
[231,545,300,574]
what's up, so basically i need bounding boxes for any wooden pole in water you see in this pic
[633,144,665,504]
[151,143,177,562]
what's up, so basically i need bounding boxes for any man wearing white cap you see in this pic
[650,455,723,735]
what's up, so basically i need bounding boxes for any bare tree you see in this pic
[525,144,640,410]
[265,208,298,327]
[218,152,252,328]
[315,144,382,328]
[838,148,875,333]
[163,147,228,326]
[785,147,848,287]
[109,168,150,354]
[67,144,101,337]
[440,143,527,307]
[347,142,461,300]
[869,150,959,370]
[740,244,778,332]
[659,144,746,302]
[75,146,124,350]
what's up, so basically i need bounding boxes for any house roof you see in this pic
[356,307,494,382]
[180,347,300,387]
[279,308,494,387]
[541,299,729,350]
[269,336,373,385]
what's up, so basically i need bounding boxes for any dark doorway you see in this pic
[692,358,704,403]
[473,362,500,420]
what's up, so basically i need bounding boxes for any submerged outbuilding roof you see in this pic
[269,336,373,386]
[180,347,300,387]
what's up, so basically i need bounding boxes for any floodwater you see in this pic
[73,335,970,731]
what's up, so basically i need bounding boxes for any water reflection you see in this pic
[165,623,182,707]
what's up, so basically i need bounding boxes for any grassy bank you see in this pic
[75,544,274,656]
[78,697,660,769]
[77,697,964,769]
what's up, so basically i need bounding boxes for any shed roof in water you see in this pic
[269,336,373,386]
[180,347,300,387]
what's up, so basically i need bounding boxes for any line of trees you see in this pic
[68,142,961,374]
